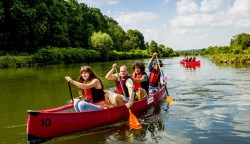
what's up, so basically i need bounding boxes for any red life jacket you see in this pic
[132,72,143,89]
[149,68,160,87]
[132,71,149,93]
[85,88,105,103]
[116,75,130,97]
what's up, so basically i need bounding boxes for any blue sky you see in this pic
[78,0,250,50]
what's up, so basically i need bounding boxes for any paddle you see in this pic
[155,55,174,104]
[115,68,142,130]
[68,82,74,103]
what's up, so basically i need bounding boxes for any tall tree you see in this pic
[123,29,145,51]
[105,16,125,51]
[90,31,113,56]
[149,40,158,53]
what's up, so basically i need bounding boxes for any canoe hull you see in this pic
[180,60,200,66]
[27,86,166,142]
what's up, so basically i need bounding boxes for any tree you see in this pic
[149,40,158,53]
[90,31,113,56]
[230,33,250,53]
[123,29,145,51]
[105,16,125,51]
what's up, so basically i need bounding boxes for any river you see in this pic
[0,56,249,144]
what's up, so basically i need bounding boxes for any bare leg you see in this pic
[104,90,113,108]
[138,88,148,100]
[115,94,125,106]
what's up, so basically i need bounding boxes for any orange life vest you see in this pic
[149,68,160,87]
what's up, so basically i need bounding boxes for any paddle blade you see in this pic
[166,96,174,103]
[129,109,142,130]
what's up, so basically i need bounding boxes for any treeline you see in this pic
[0,0,175,59]
[178,33,250,64]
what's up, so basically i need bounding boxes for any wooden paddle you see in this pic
[115,68,142,130]
[155,56,174,104]
[68,82,74,103]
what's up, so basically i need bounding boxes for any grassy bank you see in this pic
[0,48,150,68]
[210,54,250,64]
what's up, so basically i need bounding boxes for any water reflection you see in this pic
[182,64,200,70]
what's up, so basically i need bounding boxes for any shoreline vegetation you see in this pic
[0,32,249,68]
[0,48,153,68]
[210,54,250,64]
[1,49,249,69]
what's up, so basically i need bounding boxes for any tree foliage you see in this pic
[123,29,145,51]
[0,0,175,60]
[149,40,158,53]
[90,31,113,56]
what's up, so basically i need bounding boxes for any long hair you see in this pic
[78,66,104,96]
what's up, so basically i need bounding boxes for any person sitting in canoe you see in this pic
[148,52,165,94]
[189,56,193,62]
[65,66,106,112]
[182,56,188,62]
[105,63,135,109]
[192,56,196,62]
[131,61,149,100]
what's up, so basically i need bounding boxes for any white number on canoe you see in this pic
[147,97,154,104]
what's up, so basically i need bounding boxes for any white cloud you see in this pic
[229,0,250,17]
[201,0,230,13]
[177,0,199,14]
[114,11,159,29]
[171,0,250,38]
[78,0,119,7]
[235,19,250,28]
[144,28,160,42]
[228,0,250,28]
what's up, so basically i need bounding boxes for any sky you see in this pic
[78,0,250,51]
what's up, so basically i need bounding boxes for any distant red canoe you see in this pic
[180,60,200,66]
[27,85,167,143]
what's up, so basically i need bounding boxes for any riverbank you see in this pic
[210,54,250,64]
[0,48,151,68]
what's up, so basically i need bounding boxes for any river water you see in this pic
[0,57,249,144]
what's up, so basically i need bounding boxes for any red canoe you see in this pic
[27,85,167,143]
[180,60,200,66]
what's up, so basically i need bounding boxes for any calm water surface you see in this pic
[0,57,249,144]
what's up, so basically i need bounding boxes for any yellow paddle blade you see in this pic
[129,109,142,130]
[166,96,174,103]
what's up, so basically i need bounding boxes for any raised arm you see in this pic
[105,63,118,80]
[148,53,157,72]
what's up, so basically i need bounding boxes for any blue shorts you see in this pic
[149,86,158,94]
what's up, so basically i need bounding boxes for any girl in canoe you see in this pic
[65,66,106,112]
[148,53,165,94]
[131,61,149,100]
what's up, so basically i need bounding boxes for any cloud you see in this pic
[177,0,199,14]
[78,0,119,7]
[144,28,160,42]
[200,0,230,13]
[114,11,159,29]
[171,0,250,36]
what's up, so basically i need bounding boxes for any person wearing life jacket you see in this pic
[65,66,106,112]
[131,61,149,100]
[105,63,135,109]
[148,52,164,94]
